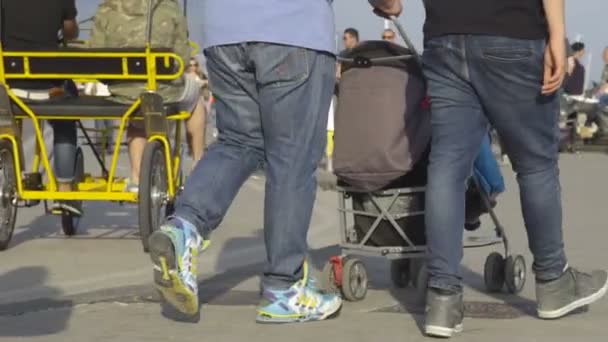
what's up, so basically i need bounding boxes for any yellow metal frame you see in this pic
[0,44,188,204]
[1,50,184,81]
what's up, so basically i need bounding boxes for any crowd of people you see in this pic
[2,0,607,339]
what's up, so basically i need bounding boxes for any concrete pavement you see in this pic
[0,147,607,341]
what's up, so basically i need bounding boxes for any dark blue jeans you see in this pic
[423,35,568,292]
[173,43,335,289]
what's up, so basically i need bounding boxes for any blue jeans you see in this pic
[173,44,335,289]
[423,35,567,292]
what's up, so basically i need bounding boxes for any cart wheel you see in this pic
[505,255,527,294]
[61,147,84,236]
[341,258,368,302]
[484,252,506,293]
[321,260,340,294]
[413,263,429,303]
[390,259,411,288]
[138,141,168,252]
[0,140,18,251]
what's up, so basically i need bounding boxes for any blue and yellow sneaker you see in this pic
[256,262,343,323]
[148,217,210,316]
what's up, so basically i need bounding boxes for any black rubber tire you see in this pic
[321,260,340,294]
[341,258,368,302]
[0,140,18,251]
[61,147,84,236]
[390,259,411,288]
[138,141,168,252]
[484,252,506,293]
[505,255,527,294]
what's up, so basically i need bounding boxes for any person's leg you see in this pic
[49,120,81,215]
[253,43,342,323]
[148,44,264,316]
[469,35,607,319]
[125,124,146,192]
[186,96,207,168]
[421,35,489,338]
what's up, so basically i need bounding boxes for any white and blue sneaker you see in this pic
[256,262,343,324]
[148,217,210,316]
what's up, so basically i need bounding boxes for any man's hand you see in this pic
[542,37,566,95]
[369,0,403,18]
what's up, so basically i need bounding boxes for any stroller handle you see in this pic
[389,16,422,65]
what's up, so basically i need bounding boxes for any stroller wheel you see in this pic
[484,252,506,293]
[341,258,368,302]
[390,259,411,288]
[505,255,527,294]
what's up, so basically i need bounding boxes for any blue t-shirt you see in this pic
[201,0,336,54]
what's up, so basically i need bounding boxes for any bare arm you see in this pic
[62,19,79,41]
[543,0,566,41]
[61,0,79,41]
[541,0,566,94]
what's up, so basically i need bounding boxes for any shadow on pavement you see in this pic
[9,201,140,249]
[0,266,72,337]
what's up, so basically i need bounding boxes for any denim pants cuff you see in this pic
[534,263,568,282]
[261,277,296,291]
[56,177,74,183]
[428,278,463,293]
[169,212,209,240]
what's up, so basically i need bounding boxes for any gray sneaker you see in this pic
[537,268,608,319]
[424,289,464,338]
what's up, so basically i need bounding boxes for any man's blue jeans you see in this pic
[423,35,568,292]
[173,43,335,289]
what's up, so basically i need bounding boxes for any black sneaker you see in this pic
[424,288,464,338]
[536,267,608,319]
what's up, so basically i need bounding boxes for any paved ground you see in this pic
[0,128,607,341]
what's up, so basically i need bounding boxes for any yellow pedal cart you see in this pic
[0,19,190,252]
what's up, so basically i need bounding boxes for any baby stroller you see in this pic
[320,18,527,302]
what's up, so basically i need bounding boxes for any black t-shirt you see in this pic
[423,0,547,41]
[2,0,77,89]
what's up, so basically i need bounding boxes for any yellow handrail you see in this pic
[0,50,184,82]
